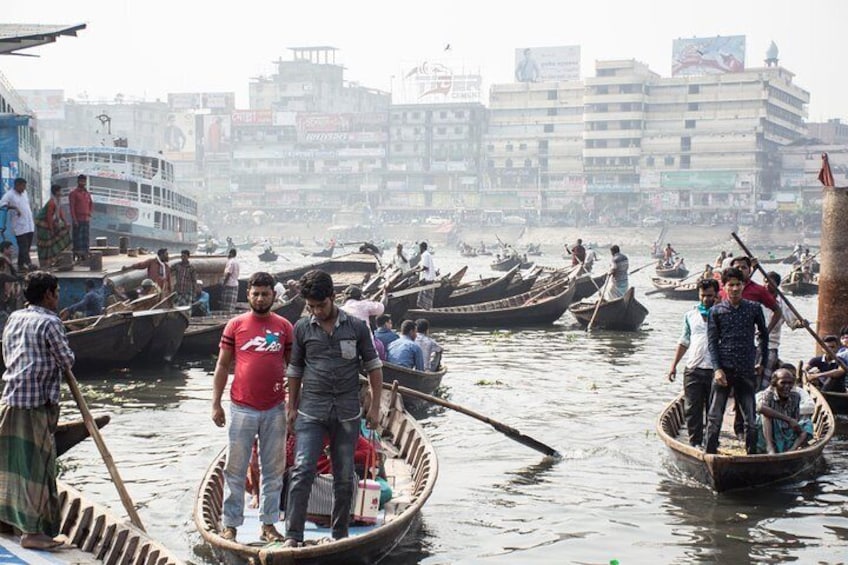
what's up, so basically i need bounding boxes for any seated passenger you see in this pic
[60,278,104,319]
[414,318,443,371]
[386,320,424,370]
[192,280,210,317]
[374,314,399,349]
[805,328,848,392]
[756,368,812,454]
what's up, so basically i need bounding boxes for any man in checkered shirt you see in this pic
[0,271,75,551]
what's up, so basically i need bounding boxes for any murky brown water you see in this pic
[57,248,848,563]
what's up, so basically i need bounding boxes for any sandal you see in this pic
[260,524,284,543]
[220,526,237,541]
[281,537,302,548]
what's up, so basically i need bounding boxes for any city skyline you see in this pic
[3,0,847,122]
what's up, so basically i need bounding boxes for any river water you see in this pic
[56,246,848,564]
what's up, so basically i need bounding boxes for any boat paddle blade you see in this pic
[489,420,562,459]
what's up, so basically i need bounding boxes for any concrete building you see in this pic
[486,80,584,222]
[384,102,486,220]
[230,47,390,226]
[807,119,848,145]
[0,72,42,206]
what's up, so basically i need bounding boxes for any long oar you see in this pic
[63,367,146,531]
[731,232,848,373]
[380,380,561,459]
[587,275,612,333]
[628,260,657,275]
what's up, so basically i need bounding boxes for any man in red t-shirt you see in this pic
[68,174,93,262]
[211,271,294,543]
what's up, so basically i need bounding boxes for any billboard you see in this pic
[200,114,231,157]
[162,111,197,160]
[18,89,65,120]
[514,46,580,82]
[396,61,482,104]
[672,36,745,77]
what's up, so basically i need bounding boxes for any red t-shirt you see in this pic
[220,312,293,410]
[719,280,778,310]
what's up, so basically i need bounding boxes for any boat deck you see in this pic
[236,451,415,546]
[0,533,101,564]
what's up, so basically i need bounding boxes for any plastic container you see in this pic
[353,479,381,524]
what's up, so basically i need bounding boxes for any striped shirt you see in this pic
[1,305,75,407]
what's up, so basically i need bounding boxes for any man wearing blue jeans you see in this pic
[284,269,382,547]
[211,272,294,542]
[704,267,769,455]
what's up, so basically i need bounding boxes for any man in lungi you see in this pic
[0,271,75,550]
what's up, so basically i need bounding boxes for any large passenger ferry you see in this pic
[51,146,198,250]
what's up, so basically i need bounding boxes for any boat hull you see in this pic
[656,389,835,492]
[569,287,649,331]
[381,362,447,400]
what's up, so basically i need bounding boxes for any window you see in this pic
[645,156,655,167]
[688,102,699,111]
[505,158,513,168]
[538,140,549,150]
[547,90,558,100]
[688,85,700,94]
[454,126,463,134]
[486,144,495,151]
[664,156,674,166]
[524,159,533,168]
[437,127,446,135]
[680,155,691,169]
[685,119,696,129]
[506,143,514,152]
[440,111,447,119]
[547,108,557,116]
[543,124,554,133]
[519,143,528,150]
[596,86,609,95]
[454,110,465,119]
[412,111,420,119]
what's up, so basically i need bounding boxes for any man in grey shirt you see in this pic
[283,269,383,547]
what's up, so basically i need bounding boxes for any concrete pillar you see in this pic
[816,185,848,340]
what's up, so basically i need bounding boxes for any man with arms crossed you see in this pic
[284,269,382,547]
[212,271,293,542]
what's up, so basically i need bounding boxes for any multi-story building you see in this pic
[807,119,848,145]
[640,64,809,220]
[486,80,584,222]
[384,102,486,219]
[0,71,42,206]
[231,47,390,224]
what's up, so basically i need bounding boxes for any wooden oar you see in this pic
[587,275,612,332]
[628,260,658,275]
[379,380,561,459]
[732,232,848,373]
[63,367,146,531]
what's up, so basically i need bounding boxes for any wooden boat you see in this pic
[656,387,835,492]
[655,265,689,279]
[258,250,279,262]
[140,306,191,362]
[180,296,306,355]
[490,254,532,272]
[441,265,519,307]
[63,311,154,369]
[195,385,438,565]
[56,415,110,457]
[311,246,335,258]
[569,287,649,331]
[381,361,447,401]
[406,277,575,328]
[0,418,184,564]
[822,390,848,415]
[649,277,699,301]
[779,277,818,296]
[571,272,608,302]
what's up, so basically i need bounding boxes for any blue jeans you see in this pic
[705,368,757,454]
[222,402,286,527]
[285,408,360,541]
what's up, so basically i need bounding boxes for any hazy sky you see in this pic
[3,0,846,121]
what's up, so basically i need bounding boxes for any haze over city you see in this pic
[4,0,847,121]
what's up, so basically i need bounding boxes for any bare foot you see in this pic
[249,494,259,509]
[20,533,63,551]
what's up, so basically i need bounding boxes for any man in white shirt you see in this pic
[0,178,35,270]
[392,243,411,273]
[667,278,719,448]
[416,242,436,309]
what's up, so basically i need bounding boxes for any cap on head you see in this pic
[141,278,154,288]
[196,279,204,286]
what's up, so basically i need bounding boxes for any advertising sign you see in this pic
[162,111,197,159]
[397,61,482,104]
[232,109,273,126]
[672,36,745,77]
[168,92,235,111]
[17,89,64,120]
[200,114,231,156]
[513,46,580,82]
[661,171,737,190]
